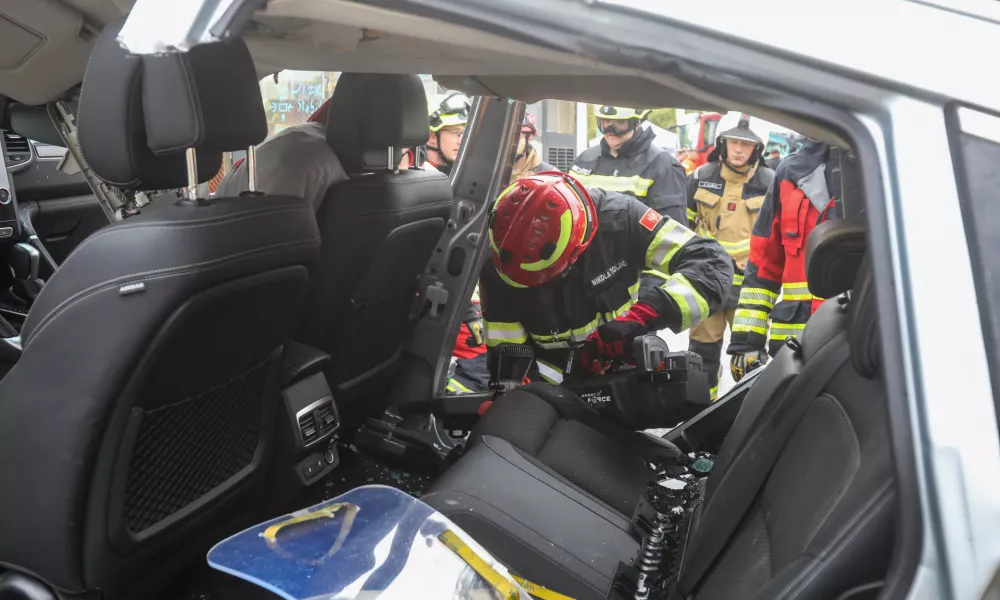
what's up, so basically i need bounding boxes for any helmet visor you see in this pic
[598,118,635,136]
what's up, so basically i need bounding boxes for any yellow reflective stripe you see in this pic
[572,173,654,197]
[533,318,600,349]
[771,323,807,340]
[781,282,821,301]
[646,220,696,272]
[716,237,751,258]
[446,378,473,393]
[740,287,778,308]
[521,209,572,272]
[710,385,718,401]
[733,273,745,286]
[496,270,528,288]
[536,359,564,384]
[733,309,769,335]
[662,273,709,330]
[686,208,698,222]
[485,321,528,346]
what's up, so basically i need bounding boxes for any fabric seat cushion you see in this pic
[471,391,651,515]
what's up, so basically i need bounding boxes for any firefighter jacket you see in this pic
[729,140,838,356]
[510,147,555,184]
[570,125,688,225]
[481,188,733,385]
[686,161,775,308]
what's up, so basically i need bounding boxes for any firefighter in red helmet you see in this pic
[481,172,732,385]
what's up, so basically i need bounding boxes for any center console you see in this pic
[0,133,22,243]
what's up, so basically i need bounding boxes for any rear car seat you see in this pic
[421,220,895,600]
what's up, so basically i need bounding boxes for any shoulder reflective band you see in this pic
[781,282,822,301]
[709,384,719,401]
[661,274,709,330]
[485,321,529,346]
[437,530,520,600]
[733,308,769,335]
[511,574,577,600]
[687,207,698,222]
[740,287,778,309]
[536,359,564,384]
[571,173,654,197]
[732,273,745,286]
[646,219,696,272]
[770,322,807,340]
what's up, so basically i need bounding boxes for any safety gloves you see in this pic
[579,302,660,374]
[730,349,768,382]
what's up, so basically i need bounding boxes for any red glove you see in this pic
[580,303,660,374]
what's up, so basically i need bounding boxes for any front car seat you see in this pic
[295,73,453,429]
[0,23,320,599]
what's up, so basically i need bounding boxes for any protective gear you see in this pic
[594,105,653,136]
[426,92,471,172]
[428,92,471,132]
[729,349,768,382]
[729,140,840,357]
[482,188,732,386]
[522,112,538,137]
[488,171,598,288]
[685,160,774,398]
[583,302,660,365]
[570,124,688,224]
[709,112,776,169]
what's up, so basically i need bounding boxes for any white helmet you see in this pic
[711,111,777,165]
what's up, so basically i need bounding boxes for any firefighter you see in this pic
[446,289,489,393]
[482,172,732,385]
[686,112,775,400]
[570,106,688,224]
[426,91,471,176]
[509,112,555,183]
[728,139,840,380]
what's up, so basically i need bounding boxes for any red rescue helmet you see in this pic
[522,112,538,137]
[489,171,598,287]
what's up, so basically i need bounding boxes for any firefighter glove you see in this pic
[582,302,660,368]
[730,350,768,382]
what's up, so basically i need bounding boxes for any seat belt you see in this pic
[674,332,852,598]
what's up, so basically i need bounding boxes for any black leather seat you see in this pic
[295,73,453,430]
[0,23,319,600]
[423,220,896,600]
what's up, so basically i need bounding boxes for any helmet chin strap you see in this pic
[427,132,455,166]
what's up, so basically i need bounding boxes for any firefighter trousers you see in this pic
[688,307,736,401]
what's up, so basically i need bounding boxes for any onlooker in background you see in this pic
[509,112,555,183]
[765,148,782,170]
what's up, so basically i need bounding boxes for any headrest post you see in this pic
[247,145,258,192]
[388,146,397,173]
[184,148,199,199]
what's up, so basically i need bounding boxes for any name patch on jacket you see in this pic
[639,208,662,231]
[591,259,628,287]
[570,165,592,175]
[698,181,724,190]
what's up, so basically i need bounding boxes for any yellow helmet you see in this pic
[593,106,653,120]
[429,92,471,132]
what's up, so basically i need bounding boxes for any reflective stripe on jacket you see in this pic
[482,188,732,384]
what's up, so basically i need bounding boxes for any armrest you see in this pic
[281,342,330,388]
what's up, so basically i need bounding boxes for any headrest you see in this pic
[142,37,267,154]
[847,255,880,378]
[806,219,867,299]
[326,73,430,174]
[78,21,220,190]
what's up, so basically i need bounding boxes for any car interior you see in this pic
[0,1,923,599]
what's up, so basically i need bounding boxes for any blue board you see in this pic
[207,485,524,600]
